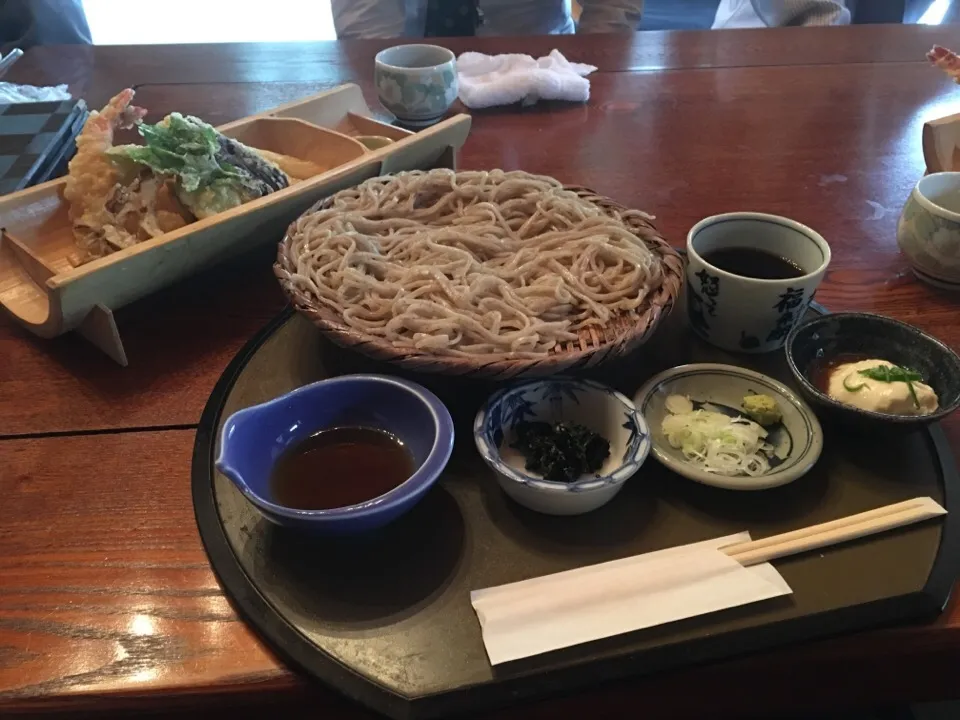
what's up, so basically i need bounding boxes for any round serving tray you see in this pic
[192,303,960,720]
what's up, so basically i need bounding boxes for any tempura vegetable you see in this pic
[109,113,288,219]
[64,89,291,266]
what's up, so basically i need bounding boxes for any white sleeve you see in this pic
[331,0,407,39]
[749,0,851,26]
[577,0,645,33]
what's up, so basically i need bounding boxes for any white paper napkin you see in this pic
[0,83,71,104]
[456,50,597,109]
[470,533,792,665]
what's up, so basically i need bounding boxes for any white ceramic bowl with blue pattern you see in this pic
[474,379,650,515]
[686,212,830,354]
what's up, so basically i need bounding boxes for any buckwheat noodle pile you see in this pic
[277,169,663,357]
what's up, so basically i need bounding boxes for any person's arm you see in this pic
[750,0,850,26]
[331,0,407,39]
[576,0,644,33]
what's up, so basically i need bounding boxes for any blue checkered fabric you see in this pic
[0,99,87,196]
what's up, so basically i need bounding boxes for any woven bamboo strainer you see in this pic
[275,185,684,380]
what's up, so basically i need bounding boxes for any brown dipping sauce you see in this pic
[810,353,870,393]
[702,247,804,280]
[270,426,415,510]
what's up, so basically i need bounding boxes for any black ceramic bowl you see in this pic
[785,312,960,428]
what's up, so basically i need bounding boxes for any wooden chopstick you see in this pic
[720,497,946,567]
[725,498,930,554]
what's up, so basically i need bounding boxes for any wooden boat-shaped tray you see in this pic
[0,84,471,364]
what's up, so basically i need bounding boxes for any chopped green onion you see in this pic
[857,364,923,384]
[843,374,867,392]
[857,364,924,408]
[906,380,920,408]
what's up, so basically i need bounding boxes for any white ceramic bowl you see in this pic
[474,379,650,515]
[634,364,823,491]
[897,172,960,289]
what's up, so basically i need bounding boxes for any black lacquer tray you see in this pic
[192,304,959,720]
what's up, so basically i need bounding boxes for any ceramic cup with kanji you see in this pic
[686,213,831,354]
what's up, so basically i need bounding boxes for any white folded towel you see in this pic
[456,49,597,109]
[0,82,71,104]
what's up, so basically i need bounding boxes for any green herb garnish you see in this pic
[511,421,610,483]
[857,364,922,384]
[856,364,924,408]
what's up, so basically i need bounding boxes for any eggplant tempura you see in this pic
[64,88,292,265]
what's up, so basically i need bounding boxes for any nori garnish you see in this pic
[511,421,610,483]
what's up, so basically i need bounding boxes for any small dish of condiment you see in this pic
[634,364,823,490]
[786,312,960,428]
[216,375,454,533]
[474,379,650,515]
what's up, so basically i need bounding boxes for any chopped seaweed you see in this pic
[511,421,610,482]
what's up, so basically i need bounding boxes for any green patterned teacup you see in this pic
[375,44,458,128]
[898,172,960,289]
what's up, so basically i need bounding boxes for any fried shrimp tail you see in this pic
[928,45,960,83]
[64,89,148,262]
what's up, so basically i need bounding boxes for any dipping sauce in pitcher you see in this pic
[270,427,414,510]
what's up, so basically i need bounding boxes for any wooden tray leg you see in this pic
[437,145,457,171]
[77,304,128,366]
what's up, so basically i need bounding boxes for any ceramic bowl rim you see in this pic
[374,43,456,72]
[473,378,651,493]
[215,374,455,521]
[634,363,824,490]
[785,312,960,424]
[686,211,832,285]
[913,172,960,223]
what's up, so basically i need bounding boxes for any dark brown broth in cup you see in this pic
[269,427,414,510]
[702,247,804,280]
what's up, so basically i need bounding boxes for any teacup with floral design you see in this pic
[898,172,960,289]
[374,44,458,128]
[686,213,831,354]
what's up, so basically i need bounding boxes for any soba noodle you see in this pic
[277,169,662,356]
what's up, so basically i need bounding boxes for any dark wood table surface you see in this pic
[4,26,960,719]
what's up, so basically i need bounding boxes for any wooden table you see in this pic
[3,26,960,719]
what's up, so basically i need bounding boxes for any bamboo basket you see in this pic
[276,187,684,380]
[0,84,471,364]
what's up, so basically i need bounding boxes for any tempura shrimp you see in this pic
[929,45,960,84]
[64,88,147,227]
